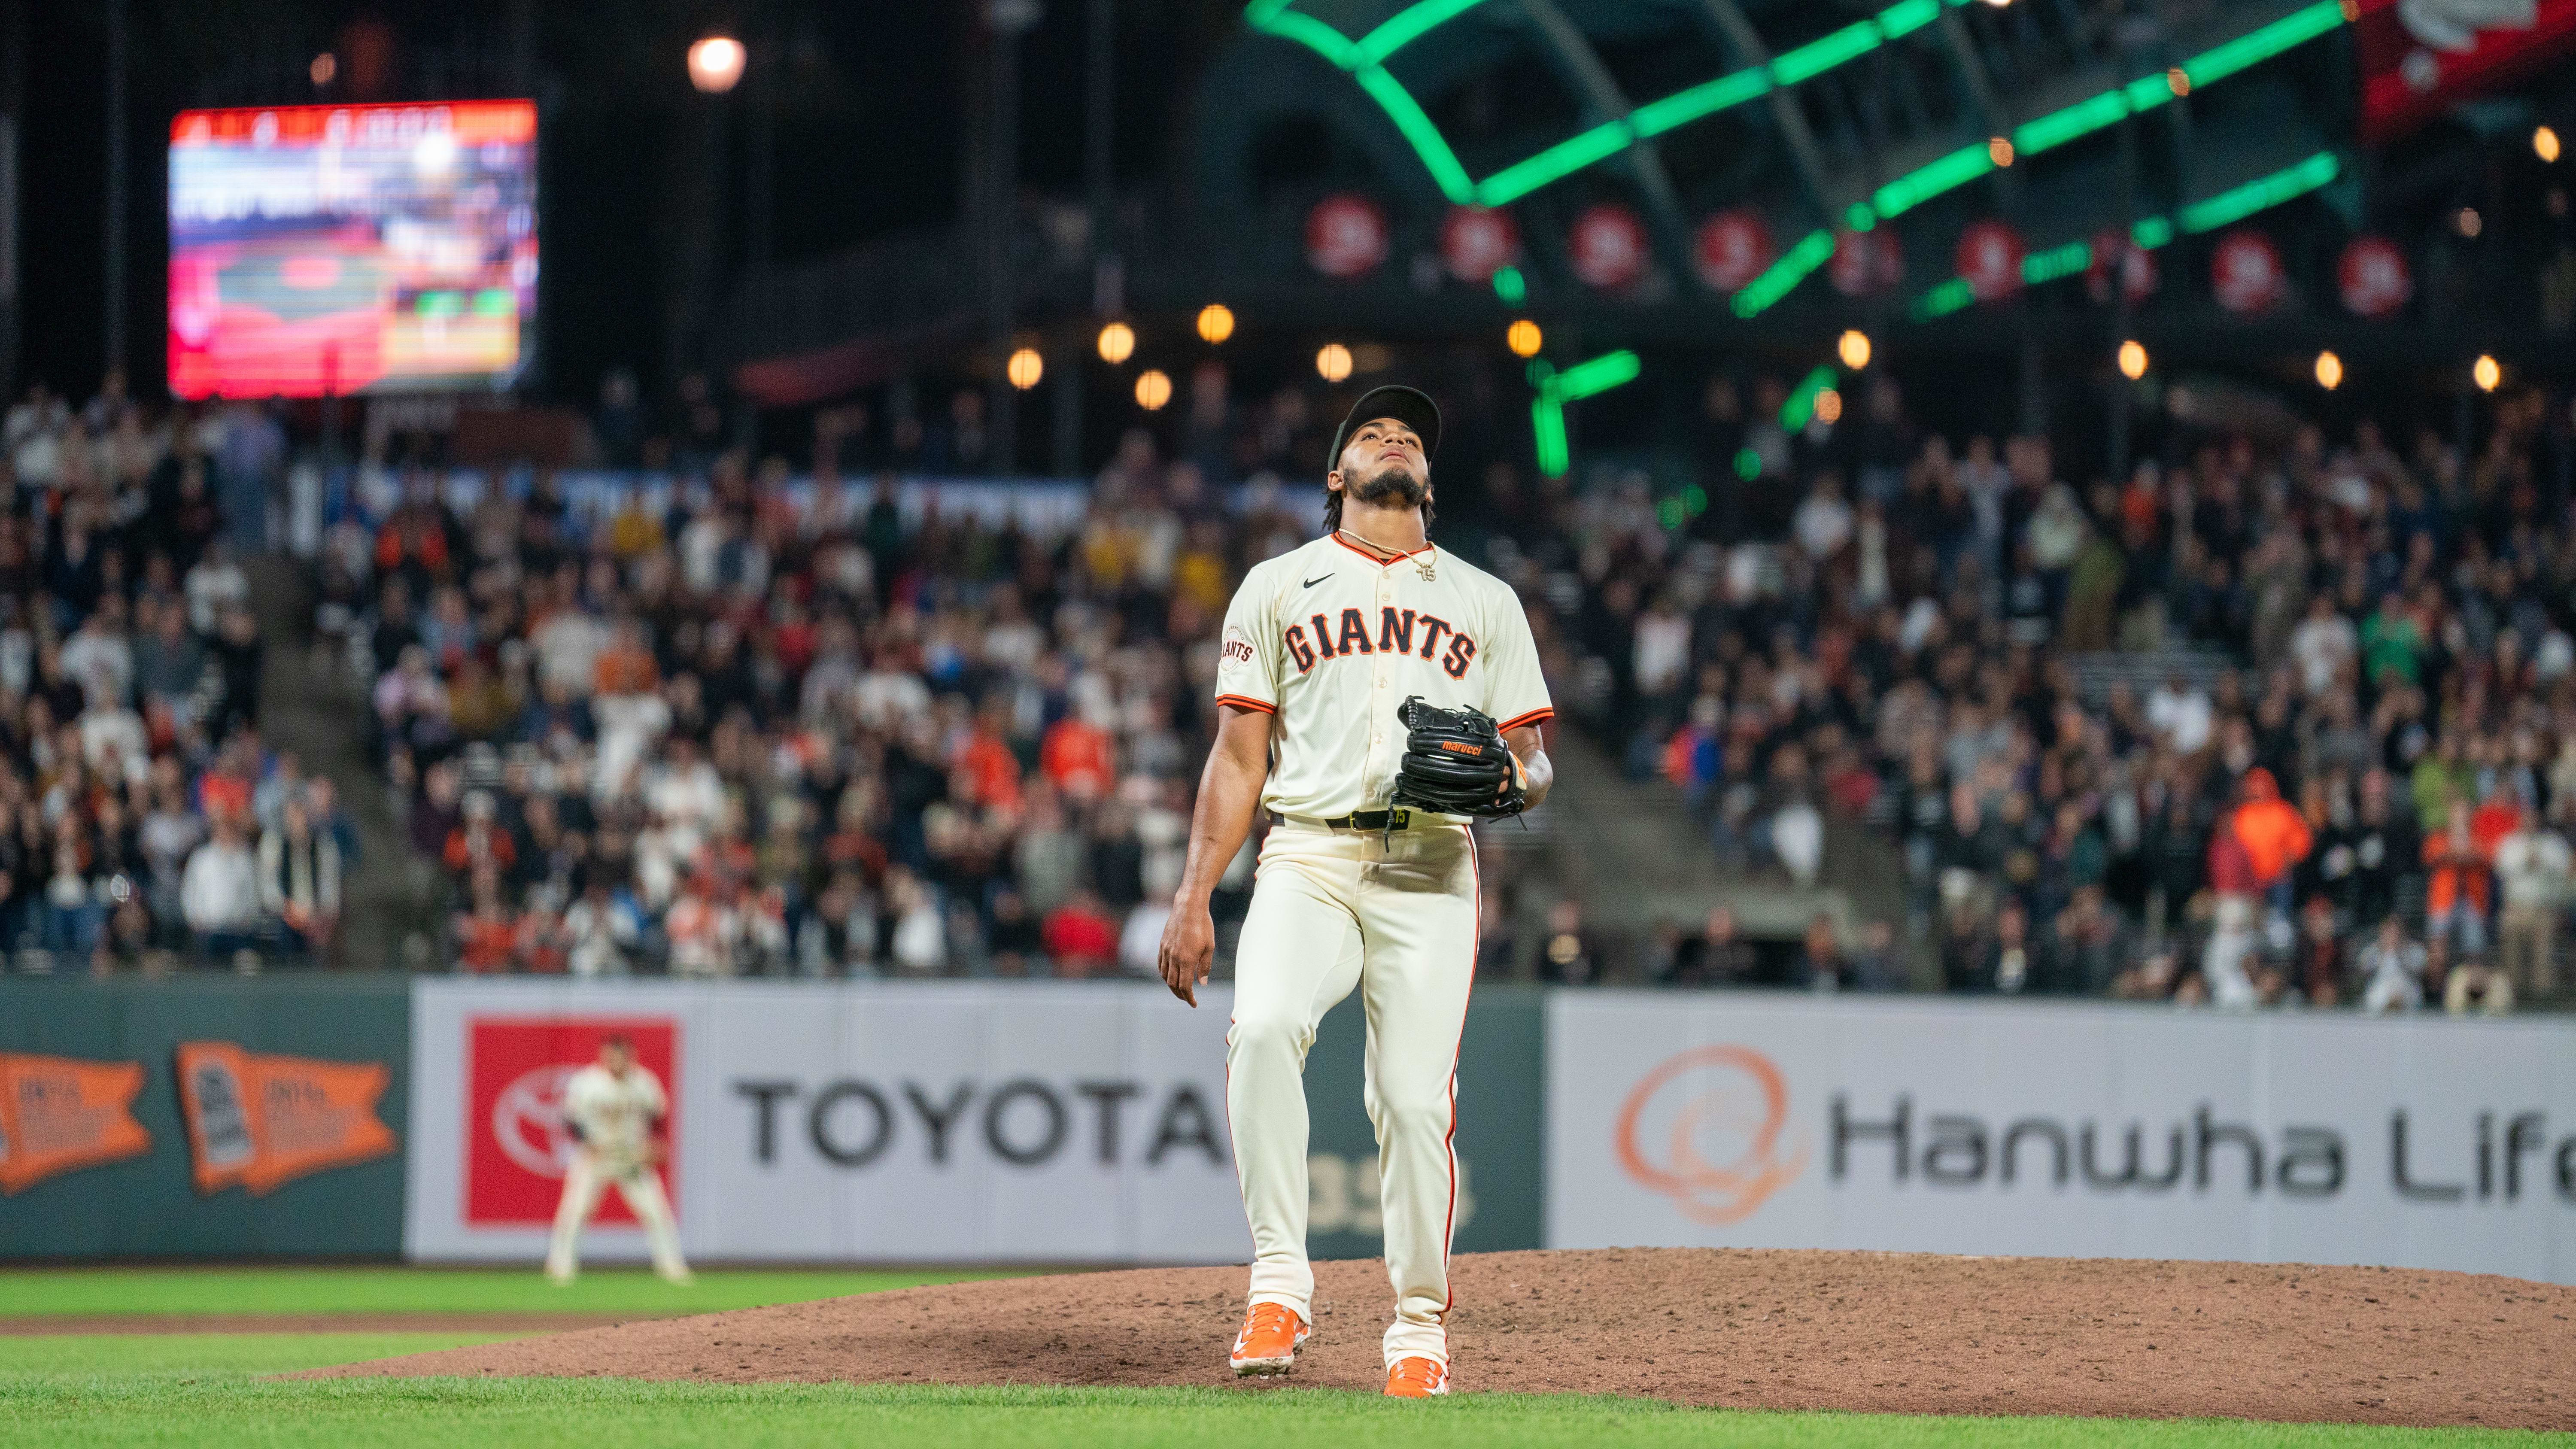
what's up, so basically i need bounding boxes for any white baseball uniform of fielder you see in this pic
[1213,532,1551,1369]
[544,1061,691,1283]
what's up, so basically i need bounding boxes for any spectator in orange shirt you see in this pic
[1040,713,1115,802]
[443,790,518,881]
[453,868,521,973]
[954,701,1023,811]
[2422,799,2491,955]
[2228,766,2312,921]
[592,619,660,697]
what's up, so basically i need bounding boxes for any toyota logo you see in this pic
[1614,1045,1807,1223]
[489,1063,580,1179]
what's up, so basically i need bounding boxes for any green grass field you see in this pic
[3,1266,1018,1318]
[2,1270,2564,1448]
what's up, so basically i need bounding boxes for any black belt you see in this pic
[1273,808,1418,832]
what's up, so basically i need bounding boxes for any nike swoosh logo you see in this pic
[1301,574,1334,589]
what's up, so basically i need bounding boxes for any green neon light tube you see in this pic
[1731,228,1835,317]
[1911,277,1976,319]
[1357,0,1492,64]
[1872,145,1993,219]
[2178,150,2339,233]
[2021,240,2093,284]
[1249,0,2344,222]
[1533,398,1570,477]
[2184,0,2347,87]
[1629,70,1774,140]
[1904,151,2339,315]
[1476,122,1637,207]
[1780,365,1839,431]
[1555,349,1643,398]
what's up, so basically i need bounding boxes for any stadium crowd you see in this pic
[118,349,2570,1014]
[0,375,350,973]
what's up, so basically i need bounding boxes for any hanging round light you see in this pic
[1315,343,1355,383]
[1096,322,1136,365]
[1135,369,1173,410]
[1196,304,1235,344]
[1505,320,1543,358]
[2474,354,2502,392]
[1837,329,1872,370]
[2313,351,2342,391]
[2117,340,2149,380]
[1006,348,1044,391]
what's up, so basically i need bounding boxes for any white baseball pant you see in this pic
[544,1150,690,1283]
[1227,818,1476,1368]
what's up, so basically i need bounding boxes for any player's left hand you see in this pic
[1157,900,1215,1007]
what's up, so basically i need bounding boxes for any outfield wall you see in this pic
[11,977,2576,1279]
[0,977,408,1259]
[1548,994,2576,1284]
[400,979,1542,1264]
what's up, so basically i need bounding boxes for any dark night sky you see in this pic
[12,0,1203,410]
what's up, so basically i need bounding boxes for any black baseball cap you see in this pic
[1328,385,1441,476]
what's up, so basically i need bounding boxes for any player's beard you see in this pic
[1348,463,1428,513]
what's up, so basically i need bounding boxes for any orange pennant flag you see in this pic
[175,1042,398,1196]
[0,1052,153,1195]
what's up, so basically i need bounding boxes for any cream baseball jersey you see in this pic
[1213,534,1552,819]
[561,1063,668,1170]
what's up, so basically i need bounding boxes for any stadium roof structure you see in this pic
[1193,0,2357,319]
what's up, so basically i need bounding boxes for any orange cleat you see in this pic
[1228,1303,1310,1376]
[1384,1356,1450,1397]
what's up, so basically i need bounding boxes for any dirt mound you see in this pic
[315,1249,2576,1429]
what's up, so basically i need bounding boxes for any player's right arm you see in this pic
[1158,704,1272,1007]
[1160,566,1283,1006]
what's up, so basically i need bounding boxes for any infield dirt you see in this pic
[316,1248,2576,1430]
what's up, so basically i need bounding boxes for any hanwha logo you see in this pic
[1614,1045,1807,1223]
[489,1064,580,1179]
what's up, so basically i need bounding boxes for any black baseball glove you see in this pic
[1388,696,1527,820]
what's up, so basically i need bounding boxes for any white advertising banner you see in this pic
[406,979,1247,1263]
[1549,993,2576,1283]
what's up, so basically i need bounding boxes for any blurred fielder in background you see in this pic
[544,1035,693,1285]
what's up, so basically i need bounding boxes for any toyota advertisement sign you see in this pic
[1548,995,2576,1284]
[406,980,1247,1263]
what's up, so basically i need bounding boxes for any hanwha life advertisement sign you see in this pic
[405,980,1248,1263]
[1548,995,2576,1284]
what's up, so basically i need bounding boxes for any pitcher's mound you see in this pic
[316,1248,2576,1429]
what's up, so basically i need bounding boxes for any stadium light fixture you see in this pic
[1097,322,1136,365]
[1006,348,1045,390]
[688,35,747,94]
[1136,369,1174,409]
[2474,354,2502,392]
[2314,351,2342,390]
[1316,343,1355,382]
[1507,320,1544,357]
[2539,126,2564,163]
[1838,330,1872,369]
[2118,340,2149,380]
[1197,304,1236,344]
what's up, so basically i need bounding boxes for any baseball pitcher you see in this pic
[1158,386,1554,1397]
[543,1035,693,1286]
